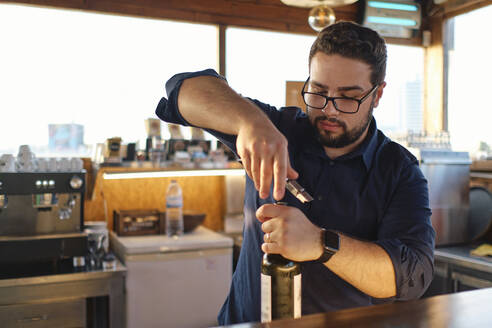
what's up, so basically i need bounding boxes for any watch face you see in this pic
[325,230,340,252]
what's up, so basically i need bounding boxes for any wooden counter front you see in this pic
[218,288,492,328]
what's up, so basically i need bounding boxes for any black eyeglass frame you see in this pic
[301,77,379,114]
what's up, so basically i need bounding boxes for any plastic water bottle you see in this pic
[166,180,184,237]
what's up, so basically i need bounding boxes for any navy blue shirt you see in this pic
[156,69,435,325]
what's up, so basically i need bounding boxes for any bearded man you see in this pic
[155,21,435,325]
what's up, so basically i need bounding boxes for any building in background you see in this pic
[405,79,423,133]
[48,124,84,152]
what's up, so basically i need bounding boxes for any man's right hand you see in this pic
[177,75,297,199]
[236,119,298,200]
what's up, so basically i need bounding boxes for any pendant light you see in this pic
[280,0,358,32]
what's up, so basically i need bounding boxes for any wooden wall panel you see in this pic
[285,81,305,110]
[84,169,227,232]
[423,16,445,133]
[218,24,226,76]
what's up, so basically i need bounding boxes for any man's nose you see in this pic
[322,99,339,116]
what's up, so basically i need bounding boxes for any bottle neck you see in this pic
[264,253,296,265]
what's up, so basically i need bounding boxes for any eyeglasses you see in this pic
[301,77,379,114]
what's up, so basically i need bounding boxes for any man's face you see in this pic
[307,53,385,149]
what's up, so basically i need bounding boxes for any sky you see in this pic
[446,5,492,154]
[0,4,217,155]
[1,3,490,156]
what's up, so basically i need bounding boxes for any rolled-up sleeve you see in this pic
[375,161,435,300]
[155,68,225,126]
[155,68,240,152]
[155,68,285,155]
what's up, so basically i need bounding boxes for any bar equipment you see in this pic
[104,137,122,164]
[391,132,471,245]
[147,136,166,165]
[0,170,87,277]
[417,149,472,245]
[110,227,232,328]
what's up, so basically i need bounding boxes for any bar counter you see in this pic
[218,287,492,328]
[0,261,126,327]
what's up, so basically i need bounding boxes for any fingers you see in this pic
[264,232,275,243]
[261,216,276,233]
[258,208,289,256]
[246,144,271,195]
[240,153,252,183]
[272,146,298,201]
[272,147,287,201]
[262,230,281,254]
[254,143,274,199]
[262,242,281,254]
[256,203,282,223]
[250,152,261,191]
[237,126,295,199]
[260,157,273,199]
[286,156,299,180]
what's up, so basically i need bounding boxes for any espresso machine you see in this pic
[0,171,88,278]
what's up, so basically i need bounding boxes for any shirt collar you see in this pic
[348,117,379,171]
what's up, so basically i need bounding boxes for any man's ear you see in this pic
[373,81,386,108]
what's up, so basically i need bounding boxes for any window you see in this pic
[0,4,218,156]
[374,44,424,134]
[226,27,315,107]
[226,27,424,135]
[446,5,492,155]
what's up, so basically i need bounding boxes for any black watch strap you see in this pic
[317,229,340,263]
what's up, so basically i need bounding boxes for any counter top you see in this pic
[97,161,243,173]
[218,288,492,328]
[434,244,492,273]
[470,172,492,179]
[0,261,126,288]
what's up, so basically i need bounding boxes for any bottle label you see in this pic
[294,273,301,319]
[261,273,272,323]
[166,195,182,208]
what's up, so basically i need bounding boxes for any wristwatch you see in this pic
[317,229,340,263]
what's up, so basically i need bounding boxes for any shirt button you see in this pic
[329,161,335,166]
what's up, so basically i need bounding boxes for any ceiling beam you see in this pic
[0,0,360,35]
[442,0,492,18]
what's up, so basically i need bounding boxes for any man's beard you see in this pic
[310,104,374,149]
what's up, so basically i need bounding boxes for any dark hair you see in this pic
[309,21,387,86]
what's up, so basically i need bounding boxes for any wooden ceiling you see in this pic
[2,0,490,39]
[0,0,360,35]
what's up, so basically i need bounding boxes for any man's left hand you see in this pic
[256,203,323,262]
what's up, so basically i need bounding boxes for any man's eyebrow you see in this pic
[337,85,364,92]
[310,80,329,89]
[310,80,364,92]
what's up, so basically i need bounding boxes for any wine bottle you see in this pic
[260,202,301,323]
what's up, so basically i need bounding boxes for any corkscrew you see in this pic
[236,159,313,203]
[285,179,313,203]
